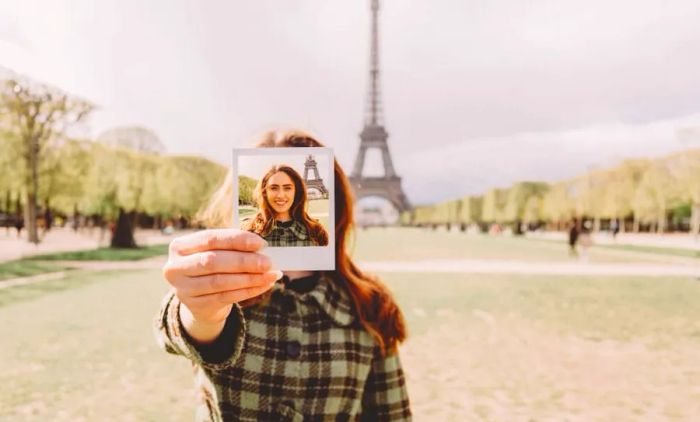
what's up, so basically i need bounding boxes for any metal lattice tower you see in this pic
[303,155,329,199]
[349,0,410,214]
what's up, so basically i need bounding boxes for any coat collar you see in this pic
[309,273,355,327]
[274,272,355,327]
[273,219,309,240]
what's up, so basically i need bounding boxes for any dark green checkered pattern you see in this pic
[154,273,412,421]
[262,219,317,247]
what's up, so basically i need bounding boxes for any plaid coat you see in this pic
[153,272,412,421]
[262,219,317,247]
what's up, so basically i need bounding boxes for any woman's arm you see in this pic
[153,229,280,369]
[153,289,247,370]
[359,347,412,421]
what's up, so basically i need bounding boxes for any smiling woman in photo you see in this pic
[242,164,329,247]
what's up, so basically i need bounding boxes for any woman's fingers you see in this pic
[186,280,277,309]
[175,250,272,277]
[183,271,282,297]
[170,229,266,256]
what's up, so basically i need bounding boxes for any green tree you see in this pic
[458,196,483,227]
[0,76,93,243]
[503,182,549,233]
[482,188,509,224]
[631,161,681,233]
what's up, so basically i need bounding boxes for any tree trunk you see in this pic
[24,191,39,243]
[619,217,626,233]
[24,133,40,244]
[594,217,601,232]
[657,212,666,234]
[633,216,640,233]
[111,208,137,248]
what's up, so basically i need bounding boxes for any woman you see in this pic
[243,164,329,247]
[155,129,412,421]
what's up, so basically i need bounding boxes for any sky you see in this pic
[2,0,700,205]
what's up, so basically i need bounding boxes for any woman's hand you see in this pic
[162,229,281,328]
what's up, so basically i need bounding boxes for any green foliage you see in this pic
[27,244,169,261]
[482,188,509,223]
[503,182,549,223]
[239,175,257,206]
[458,196,482,224]
[430,199,461,224]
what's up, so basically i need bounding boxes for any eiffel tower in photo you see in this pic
[303,154,329,199]
[349,0,411,214]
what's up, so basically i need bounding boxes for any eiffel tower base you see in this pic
[348,176,411,214]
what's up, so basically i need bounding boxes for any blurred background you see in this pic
[1,0,699,420]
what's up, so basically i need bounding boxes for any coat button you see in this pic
[286,341,301,358]
[280,295,296,313]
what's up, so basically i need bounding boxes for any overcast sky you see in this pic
[2,0,700,205]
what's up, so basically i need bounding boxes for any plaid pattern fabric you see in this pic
[260,219,317,247]
[153,272,412,421]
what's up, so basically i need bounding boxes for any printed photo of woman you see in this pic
[242,164,329,247]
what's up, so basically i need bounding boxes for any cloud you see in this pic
[398,113,700,204]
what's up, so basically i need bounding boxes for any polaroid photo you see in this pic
[232,147,335,271]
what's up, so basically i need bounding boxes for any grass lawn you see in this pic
[2,228,700,420]
[0,259,67,282]
[26,244,169,262]
[0,269,194,421]
[527,235,700,260]
[351,227,676,264]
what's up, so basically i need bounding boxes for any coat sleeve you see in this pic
[360,346,412,421]
[152,289,246,371]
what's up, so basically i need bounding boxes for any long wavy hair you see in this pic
[198,129,407,355]
[243,164,328,246]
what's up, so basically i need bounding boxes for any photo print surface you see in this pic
[232,147,335,271]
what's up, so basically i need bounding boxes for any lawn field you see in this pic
[2,228,700,421]
[351,227,700,265]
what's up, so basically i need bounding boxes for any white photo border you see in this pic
[232,147,336,271]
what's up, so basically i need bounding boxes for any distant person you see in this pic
[14,215,24,239]
[611,219,620,240]
[568,218,579,257]
[43,208,53,233]
[579,220,593,262]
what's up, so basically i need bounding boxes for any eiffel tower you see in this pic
[303,155,329,199]
[349,0,410,214]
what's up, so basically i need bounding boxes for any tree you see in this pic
[668,149,700,236]
[96,126,164,247]
[503,182,549,233]
[0,76,93,243]
[482,188,509,224]
[601,159,648,232]
[458,196,483,228]
[631,161,681,233]
[542,182,575,229]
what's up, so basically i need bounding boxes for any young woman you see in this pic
[155,129,412,421]
[243,164,329,247]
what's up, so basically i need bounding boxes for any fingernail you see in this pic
[273,270,283,281]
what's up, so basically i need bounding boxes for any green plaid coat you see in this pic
[262,219,317,247]
[153,272,412,421]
